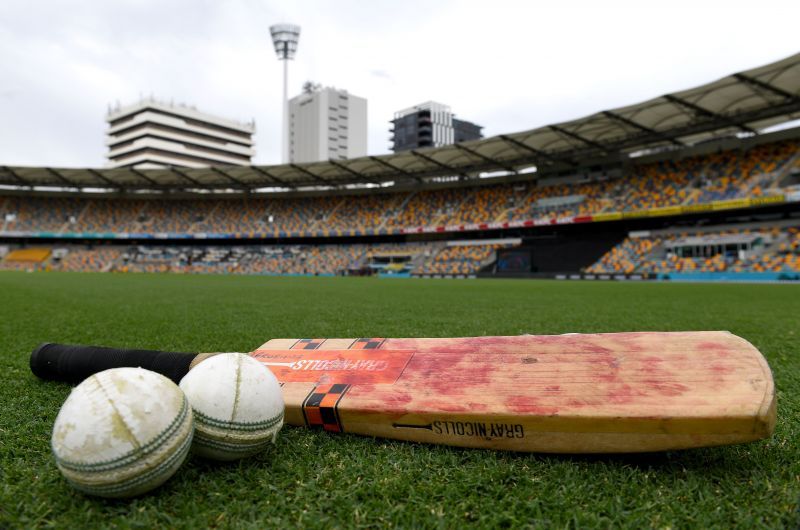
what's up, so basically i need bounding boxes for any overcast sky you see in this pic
[0,0,797,167]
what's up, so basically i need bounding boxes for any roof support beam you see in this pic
[45,168,80,188]
[498,135,575,167]
[733,73,798,101]
[368,156,422,183]
[601,111,684,147]
[250,166,290,187]
[663,94,756,134]
[86,168,123,189]
[611,99,800,154]
[171,167,208,189]
[128,167,164,188]
[453,144,517,173]
[549,125,608,152]
[210,167,249,190]
[410,150,469,179]
[290,164,329,185]
[0,166,31,187]
[328,159,374,185]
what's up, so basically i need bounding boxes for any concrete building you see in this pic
[106,98,255,168]
[390,101,483,152]
[288,85,367,163]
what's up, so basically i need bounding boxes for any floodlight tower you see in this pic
[269,23,300,163]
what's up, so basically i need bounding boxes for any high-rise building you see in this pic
[288,85,367,163]
[105,98,255,169]
[390,101,483,152]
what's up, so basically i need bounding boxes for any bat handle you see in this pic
[30,343,198,385]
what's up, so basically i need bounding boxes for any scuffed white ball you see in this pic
[179,353,284,461]
[51,367,194,498]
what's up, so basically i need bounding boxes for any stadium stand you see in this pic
[325,194,405,233]
[2,133,799,280]
[0,247,52,272]
[413,243,511,276]
[0,241,515,277]
[73,199,146,233]
[53,248,122,273]
[383,188,467,229]
[586,222,800,276]
[585,238,661,275]
[2,137,796,239]
[1,197,84,232]
[4,248,51,262]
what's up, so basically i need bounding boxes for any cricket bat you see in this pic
[30,331,776,453]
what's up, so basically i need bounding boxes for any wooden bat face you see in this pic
[249,332,776,453]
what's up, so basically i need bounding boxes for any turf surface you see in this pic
[1,271,798,528]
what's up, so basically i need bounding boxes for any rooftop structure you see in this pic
[390,101,483,152]
[105,98,255,169]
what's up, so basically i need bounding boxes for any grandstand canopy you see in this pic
[2,53,799,192]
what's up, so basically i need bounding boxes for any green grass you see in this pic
[1,272,798,528]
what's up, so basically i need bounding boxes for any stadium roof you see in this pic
[2,53,800,192]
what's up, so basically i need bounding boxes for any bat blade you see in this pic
[31,331,776,453]
[254,332,776,453]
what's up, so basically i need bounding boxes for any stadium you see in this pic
[2,55,800,281]
[2,5,800,529]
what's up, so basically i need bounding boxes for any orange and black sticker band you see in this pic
[350,338,386,350]
[291,338,386,350]
[302,383,350,432]
[292,338,326,350]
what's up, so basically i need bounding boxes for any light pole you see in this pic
[269,24,300,164]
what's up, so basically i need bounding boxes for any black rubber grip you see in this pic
[30,343,198,385]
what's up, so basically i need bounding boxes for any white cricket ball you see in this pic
[51,367,194,498]
[179,352,284,461]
